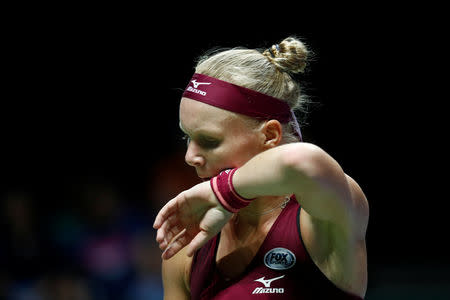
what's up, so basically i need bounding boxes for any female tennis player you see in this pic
[153,36,369,299]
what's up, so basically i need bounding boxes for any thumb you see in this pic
[186,230,213,257]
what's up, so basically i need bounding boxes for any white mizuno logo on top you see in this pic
[191,80,211,88]
[254,275,285,288]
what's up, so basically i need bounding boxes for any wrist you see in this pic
[210,168,254,213]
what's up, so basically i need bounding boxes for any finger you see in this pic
[153,199,177,229]
[156,229,170,250]
[153,196,180,229]
[186,230,212,257]
[156,214,177,244]
[158,221,185,250]
[185,208,231,257]
[162,229,189,260]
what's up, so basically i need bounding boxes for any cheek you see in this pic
[226,135,262,165]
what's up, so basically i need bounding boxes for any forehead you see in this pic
[179,97,239,133]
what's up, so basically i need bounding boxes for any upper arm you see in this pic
[299,174,369,295]
[162,246,192,300]
[283,143,365,230]
[345,174,369,238]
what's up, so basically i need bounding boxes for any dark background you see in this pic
[1,5,447,299]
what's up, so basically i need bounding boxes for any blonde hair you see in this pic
[195,36,310,143]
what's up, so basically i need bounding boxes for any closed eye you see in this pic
[182,133,220,149]
[197,136,221,149]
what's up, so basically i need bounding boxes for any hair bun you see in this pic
[263,37,309,74]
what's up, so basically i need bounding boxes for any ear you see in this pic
[261,120,283,149]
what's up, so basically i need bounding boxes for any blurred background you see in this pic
[1,4,447,300]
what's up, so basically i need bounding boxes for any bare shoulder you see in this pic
[162,246,192,300]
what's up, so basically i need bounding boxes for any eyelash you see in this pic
[182,134,191,144]
[181,134,220,149]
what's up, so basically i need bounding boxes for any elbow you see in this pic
[280,143,363,229]
[279,142,349,200]
[280,143,325,180]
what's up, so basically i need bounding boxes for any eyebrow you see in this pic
[179,123,223,143]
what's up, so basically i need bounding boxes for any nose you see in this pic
[185,142,205,168]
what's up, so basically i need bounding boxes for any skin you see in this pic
[154,97,369,299]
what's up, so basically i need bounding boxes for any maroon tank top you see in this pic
[190,198,363,299]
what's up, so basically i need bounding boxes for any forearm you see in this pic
[232,142,353,224]
[232,143,307,199]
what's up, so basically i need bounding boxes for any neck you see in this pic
[225,195,290,240]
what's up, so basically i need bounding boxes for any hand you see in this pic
[153,181,233,260]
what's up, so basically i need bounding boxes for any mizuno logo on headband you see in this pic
[191,80,211,88]
[186,86,207,96]
[185,79,212,96]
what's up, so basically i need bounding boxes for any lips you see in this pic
[198,168,232,181]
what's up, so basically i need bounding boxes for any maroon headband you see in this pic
[182,73,302,141]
